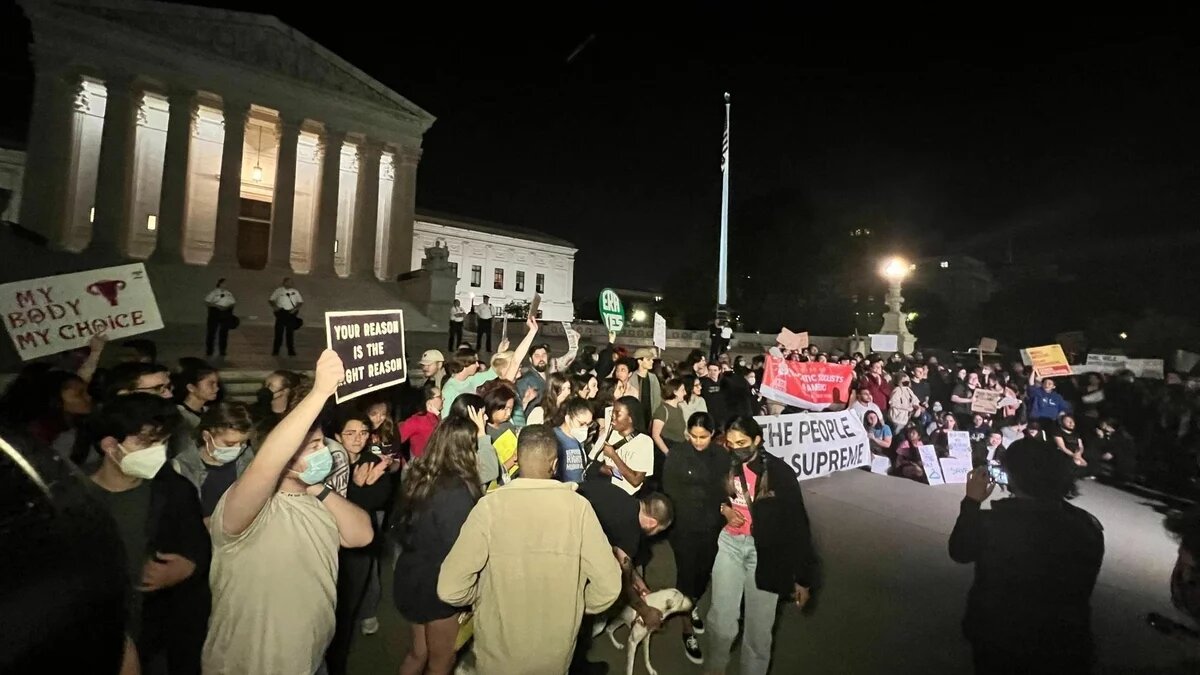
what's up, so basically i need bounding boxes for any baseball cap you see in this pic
[420,350,445,365]
[633,348,657,360]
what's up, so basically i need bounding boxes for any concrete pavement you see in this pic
[346,471,1199,674]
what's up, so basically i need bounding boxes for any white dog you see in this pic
[605,588,694,675]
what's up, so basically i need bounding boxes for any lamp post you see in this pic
[877,256,916,354]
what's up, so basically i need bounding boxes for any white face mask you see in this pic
[570,426,589,443]
[208,439,246,465]
[119,441,168,479]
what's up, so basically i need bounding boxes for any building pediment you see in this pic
[23,0,434,131]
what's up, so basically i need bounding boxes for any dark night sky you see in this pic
[2,3,1199,302]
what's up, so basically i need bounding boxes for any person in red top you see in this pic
[400,387,443,459]
[860,359,893,411]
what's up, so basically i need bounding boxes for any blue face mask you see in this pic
[294,446,333,485]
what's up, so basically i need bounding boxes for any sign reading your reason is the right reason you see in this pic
[325,309,407,404]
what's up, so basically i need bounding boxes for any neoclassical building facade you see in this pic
[16,0,432,281]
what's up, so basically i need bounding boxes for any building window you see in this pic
[515,271,525,292]
[493,268,504,290]
[450,262,458,278]
[470,265,481,287]
[535,273,545,294]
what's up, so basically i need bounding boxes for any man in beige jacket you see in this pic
[438,425,623,674]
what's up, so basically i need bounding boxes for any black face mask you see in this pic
[256,387,274,406]
[729,446,757,464]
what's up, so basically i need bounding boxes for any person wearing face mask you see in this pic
[662,413,729,664]
[555,398,596,483]
[325,410,394,675]
[705,416,817,675]
[88,393,211,675]
[171,402,256,526]
[202,350,373,675]
[252,369,302,432]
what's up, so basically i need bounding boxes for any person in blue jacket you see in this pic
[1027,378,1071,426]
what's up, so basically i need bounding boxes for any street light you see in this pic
[632,309,648,323]
[876,255,915,354]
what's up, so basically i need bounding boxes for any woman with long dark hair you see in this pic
[526,372,572,427]
[392,417,483,675]
[705,416,817,675]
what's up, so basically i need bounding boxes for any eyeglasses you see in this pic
[133,382,173,394]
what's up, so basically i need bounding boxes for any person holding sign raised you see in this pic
[705,416,817,675]
[202,350,373,675]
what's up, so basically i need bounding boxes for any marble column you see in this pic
[311,128,344,276]
[18,56,78,246]
[212,99,249,266]
[268,116,302,270]
[385,145,421,279]
[351,141,381,279]
[151,89,196,264]
[91,74,139,258]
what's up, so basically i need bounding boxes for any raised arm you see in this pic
[220,350,343,536]
[76,334,108,384]
[502,317,540,382]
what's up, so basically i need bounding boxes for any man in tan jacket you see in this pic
[438,425,623,674]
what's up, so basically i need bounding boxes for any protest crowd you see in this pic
[3,317,1200,675]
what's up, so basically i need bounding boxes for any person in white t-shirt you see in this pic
[848,387,883,421]
[448,299,466,351]
[268,278,304,357]
[592,396,655,495]
[204,278,237,357]
[474,295,494,352]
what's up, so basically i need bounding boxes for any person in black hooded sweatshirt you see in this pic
[949,437,1104,674]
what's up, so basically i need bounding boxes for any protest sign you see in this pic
[529,293,541,319]
[1026,344,1072,378]
[970,389,1001,414]
[561,322,580,353]
[939,455,973,484]
[1126,358,1165,380]
[869,333,899,353]
[870,454,892,475]
[501,315,508,339]
[325,309,407,404]
[0,263,164,361]
[978,337,998,353]
[947,431,972,460]
[760,355,856,411]
[755,409,870,481]
[598,288,625,333]
[1020,349,1032,366]
[653,312,666,350]
[1078,353,1127,375]
[1174,349,1200,374]
[918,445,944,485]
[777,327,809,352]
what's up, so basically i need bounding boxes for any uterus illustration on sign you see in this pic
[87,279,127,306]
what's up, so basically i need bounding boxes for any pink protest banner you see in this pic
[776,328,809,352]
[760,355,855,411]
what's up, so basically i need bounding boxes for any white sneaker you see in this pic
[361,617,379,635]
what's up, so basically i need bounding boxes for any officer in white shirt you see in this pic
[448,299,466,351]
[473,295,494,352]
[268,277,304,357]
[204,278,237,357]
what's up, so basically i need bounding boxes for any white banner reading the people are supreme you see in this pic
[755,410,870,482]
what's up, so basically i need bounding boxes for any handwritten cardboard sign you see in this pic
[918,444,944,485]
[939,455,973,484]
[1026,344,1073,378]
[978,337,998,353]
[869,333,899,353]
[325,309,407,403]
[653,313,667,350]
[777,328,810,352]
[947,430,972,460]
[0,263,164,360]
[971,389,1001,414]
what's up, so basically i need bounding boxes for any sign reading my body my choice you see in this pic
[325,309,407,404]
[0,263,164,360]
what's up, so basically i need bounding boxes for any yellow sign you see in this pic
[1026,344,1073,378]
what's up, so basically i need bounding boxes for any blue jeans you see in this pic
[704,531,780,675]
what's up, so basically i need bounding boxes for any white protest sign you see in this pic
[918,445,944,485]
[947,430,972,460]
[561,322,580,353]
[1126,358,1165,380]
[755,409,871,482]
[1081,353,1127,375]
[0,263,164,360]
[1019,349,1032,366]
[870,454,892,475]
[653,312,666,351]
[939,455,973,484]
[869,333,899,353]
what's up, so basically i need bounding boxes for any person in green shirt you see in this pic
[441,316,540,418]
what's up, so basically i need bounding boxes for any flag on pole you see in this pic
[721,103,730,172]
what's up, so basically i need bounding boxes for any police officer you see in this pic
[268,277,304,357]
[204,278,236,357]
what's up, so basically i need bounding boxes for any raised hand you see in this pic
[467,405,487,437]
[313,349,345,397]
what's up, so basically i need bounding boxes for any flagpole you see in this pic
[718,92,731,313]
